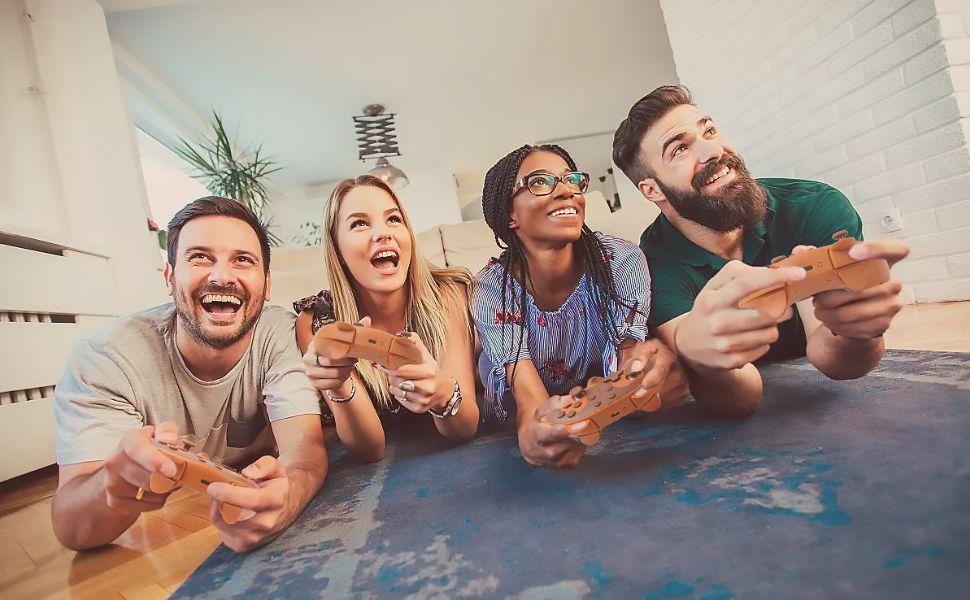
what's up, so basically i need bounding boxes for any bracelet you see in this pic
[429,378,462,419]
[325,379,356,403]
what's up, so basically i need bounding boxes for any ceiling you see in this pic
[102,0,678,187]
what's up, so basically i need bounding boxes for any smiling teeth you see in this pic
[203,294,241,305]
[374,250,398,260]
[550,207,578,217]
[706,166,730,185]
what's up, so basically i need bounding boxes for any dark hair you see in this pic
[166,196,271,273]
[612,85,695,185]
[481,144,640,385]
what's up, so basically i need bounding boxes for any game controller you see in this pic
[739,230,891,318]
[148,438,258,524]
[313,321,423,369]
[541,368,663,446]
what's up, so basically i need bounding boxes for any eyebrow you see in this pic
[345,208,402,221]
[184,246,259,261]
[660,116,714,157]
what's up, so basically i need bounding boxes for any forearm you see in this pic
[432,376,479,442]
[327,376,385,462]
[807,326,884,380]
[684,360,763,417]
[52,468,139,550]
[279,447,327,527]
[509,369,549,437]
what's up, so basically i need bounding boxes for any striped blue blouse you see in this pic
[473,233,651,421]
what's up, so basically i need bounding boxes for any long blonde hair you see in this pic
[322,175,474,409]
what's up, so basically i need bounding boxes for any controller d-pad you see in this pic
[605,372,622,383]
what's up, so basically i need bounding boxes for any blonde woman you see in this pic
[295,175,478,462]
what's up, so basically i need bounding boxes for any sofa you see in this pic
[268,191,660,311]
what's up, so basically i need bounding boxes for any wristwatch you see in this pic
[429,379,462,419]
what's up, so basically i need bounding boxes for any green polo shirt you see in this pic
[640,178,863,361]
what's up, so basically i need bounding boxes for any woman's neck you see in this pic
[517,238,583,311]
[354,284,409,333]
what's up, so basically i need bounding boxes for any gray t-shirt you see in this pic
[54,303,321,467]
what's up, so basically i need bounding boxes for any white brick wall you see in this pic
[659,0,970,302]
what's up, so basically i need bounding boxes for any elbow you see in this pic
[52,502,100,551]
[350,442,385,464]
[442,426,477,444]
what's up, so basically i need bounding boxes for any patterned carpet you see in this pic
[174,350,970,599]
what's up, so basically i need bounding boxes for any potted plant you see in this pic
[174,112,283,245]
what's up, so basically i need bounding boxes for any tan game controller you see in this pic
[313,321,423,368]
[739,230,891,318]
[542,368,663,446]
[148,438,258,524]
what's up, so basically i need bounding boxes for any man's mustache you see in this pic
[691,153,746,191]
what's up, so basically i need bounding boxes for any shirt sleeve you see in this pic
[645,258,701,329]
[801,184,865,247]
[54,340,144,465]
[260,307,322,421]
[473,266,531,412]
[293,289,336,335]
[606,237,651,343]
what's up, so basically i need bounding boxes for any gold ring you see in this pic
[135,487,145,501]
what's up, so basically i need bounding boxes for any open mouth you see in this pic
[200,293,243,316]
[548,206,579,218]
[370,249,400,273]
[702,165,733,188]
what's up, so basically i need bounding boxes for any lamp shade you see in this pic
[368,157,409,189]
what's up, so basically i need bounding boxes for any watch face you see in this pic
[447,392,462,416]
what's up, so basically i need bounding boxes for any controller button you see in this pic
[566,410,576,418]
[557,410,566,418]
[569,386,583,397]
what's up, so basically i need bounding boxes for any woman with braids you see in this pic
[295,175,479,462]
[475,144,687,468]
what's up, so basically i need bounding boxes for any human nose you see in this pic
[552,177,575,199]
[695,136,724,164]
[207,259,237,285]
[371,221,392,242]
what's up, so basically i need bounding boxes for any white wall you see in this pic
[0,0,166,311]
[660,0,970,303]
[282,167,464,247]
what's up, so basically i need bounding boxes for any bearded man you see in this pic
[612,85,909,416]
[52,197,326,552]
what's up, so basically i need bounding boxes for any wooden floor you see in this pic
[1,301,968,600]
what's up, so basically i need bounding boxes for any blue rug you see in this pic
[173,350,970,599]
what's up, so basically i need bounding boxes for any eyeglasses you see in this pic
[512,171,590,197]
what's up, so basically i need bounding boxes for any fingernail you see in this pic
[849,245,867,260]
[162,461,177,478]
[633,388,647,399]
[629,360,644,373]
[787,267,806,280]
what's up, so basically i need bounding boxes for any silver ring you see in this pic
[400,380,415,392]
[315,354,323,368]
[400,389,408,402]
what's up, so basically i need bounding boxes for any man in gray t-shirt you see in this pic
[52,197,327,553]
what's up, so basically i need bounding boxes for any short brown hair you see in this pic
[612,85,695,185]
[166,196,271,273]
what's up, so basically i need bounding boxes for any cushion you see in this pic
[439,220,500,273]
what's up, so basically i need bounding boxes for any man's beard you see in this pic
[656,152,767,233]
[174,283,261,350]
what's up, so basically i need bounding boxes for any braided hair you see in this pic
[481,144,641,385]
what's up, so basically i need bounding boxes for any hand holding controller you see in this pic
[541,368,663,446]
[739,230,891,318]
[147,438,258,524]
[313,321,423,369]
